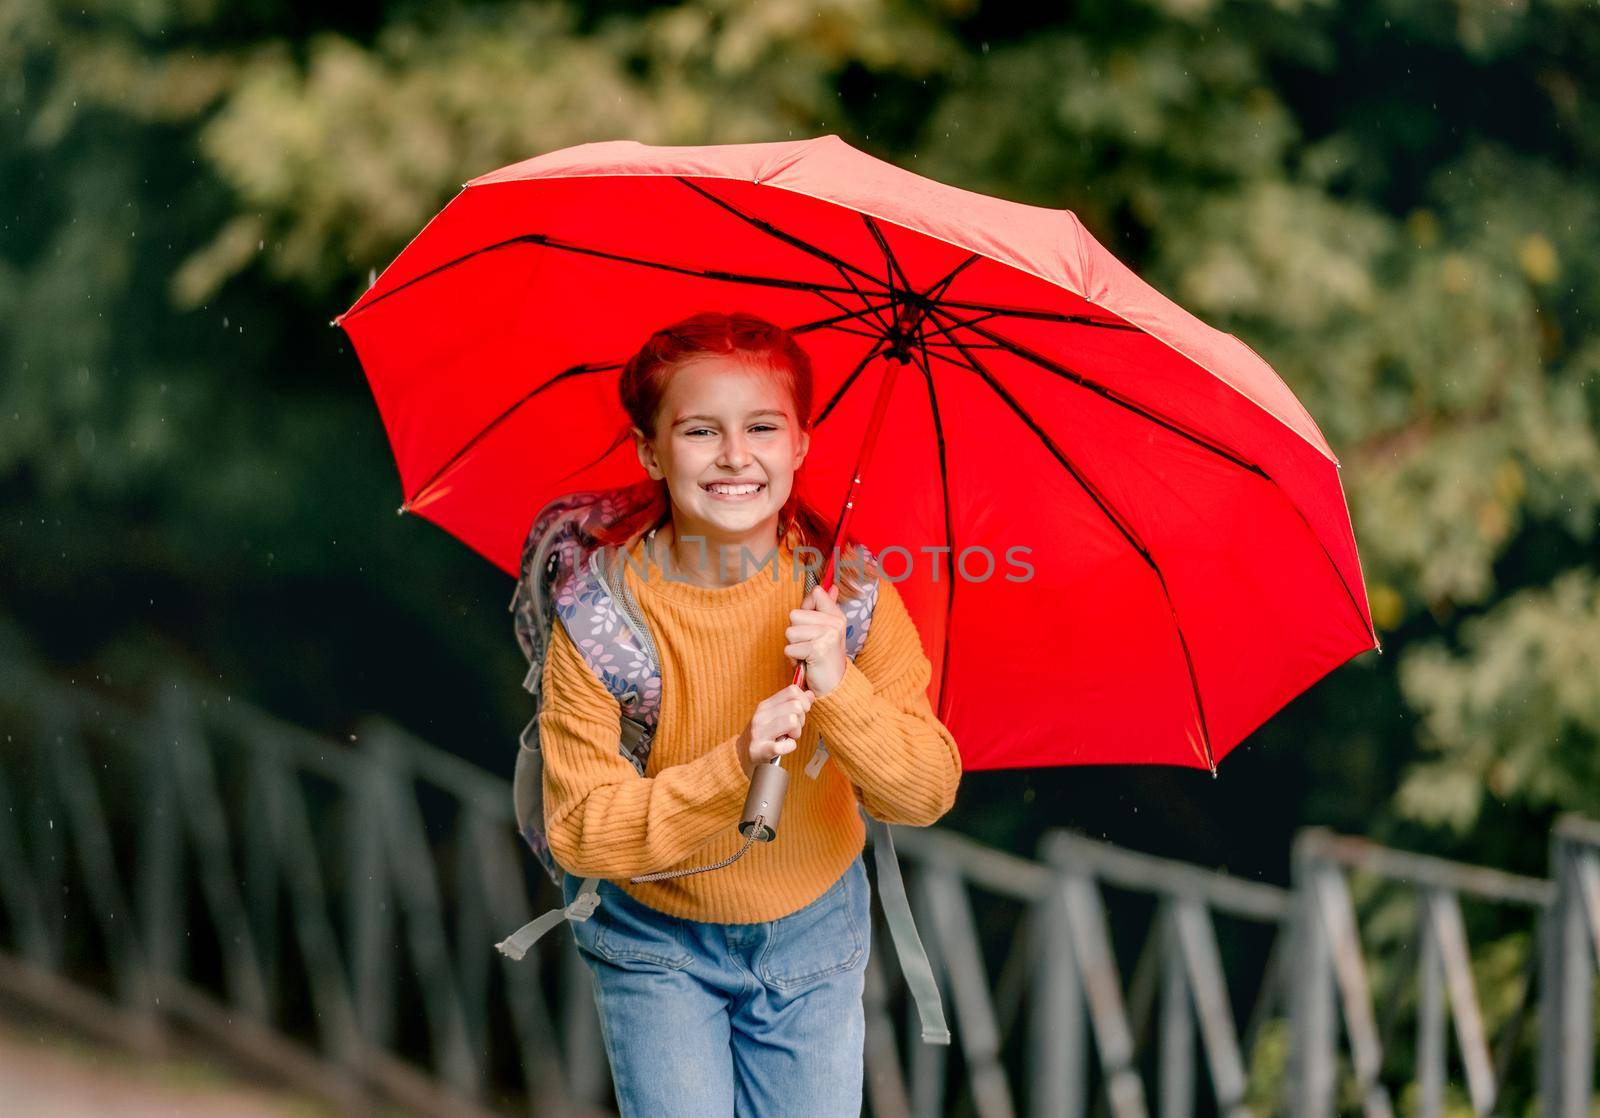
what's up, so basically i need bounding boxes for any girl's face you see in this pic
[633,354,810,545]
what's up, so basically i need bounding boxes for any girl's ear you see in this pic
[793,428,810,469]
[632,426,662,480]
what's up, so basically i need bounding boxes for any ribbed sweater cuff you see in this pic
[690,733,752,819]
[808,658,877,741]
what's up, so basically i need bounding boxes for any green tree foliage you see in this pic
[5,0,1598,888]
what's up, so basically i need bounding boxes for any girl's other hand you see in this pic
[736,684,815,778]
[785,584,848,698]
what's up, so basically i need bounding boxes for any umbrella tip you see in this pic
[397,504,409,516]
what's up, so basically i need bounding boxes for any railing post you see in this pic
[349,735,397,1052]
[1032,884,1086,1118]
[1040,834,1148,1118]
[1158,902,1193,1118]
[137,701,186,1008]
[1169,898,1251,1118]
[1540,817,1597,1118]
[865,945,914,1118]
[1289,829,1336,1118]
[923,862,1015,1118]
[1416,892,1445,1118]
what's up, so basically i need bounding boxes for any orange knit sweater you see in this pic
[538,536,962,922]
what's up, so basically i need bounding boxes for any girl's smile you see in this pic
[702,481,766,500]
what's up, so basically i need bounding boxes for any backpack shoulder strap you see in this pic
[499,484,662,955]
[868,817,950,1044]
[554,548,662,775]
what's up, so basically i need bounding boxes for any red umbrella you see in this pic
[334,134,1379,775]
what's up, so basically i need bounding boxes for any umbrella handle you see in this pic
[734,654,812,839]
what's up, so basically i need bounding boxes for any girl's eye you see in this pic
[685,424,779,436]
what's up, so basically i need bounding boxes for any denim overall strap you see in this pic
[494,876,603,961]
[866,816,950,1044]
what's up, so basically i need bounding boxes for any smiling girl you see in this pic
[537,310,961,1117]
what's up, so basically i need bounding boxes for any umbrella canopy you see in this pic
[335,133,1379,774]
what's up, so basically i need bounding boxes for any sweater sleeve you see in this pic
[539,621,750,878]
[806,576,963,826]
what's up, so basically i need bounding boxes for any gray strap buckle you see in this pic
[494,878,604,961]
[566,888,601,923]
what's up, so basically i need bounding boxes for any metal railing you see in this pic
[0,667,606,1116]
[2,661,1598,1116]
[868,826,1290,1118]
[1287,828,1552,1118]
[1541,816,1600,1118]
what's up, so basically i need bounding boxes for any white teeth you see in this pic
[706,483,762,495]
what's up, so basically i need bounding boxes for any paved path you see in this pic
[0,1013,341,1118]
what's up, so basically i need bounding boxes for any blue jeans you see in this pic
[561,853,871,1117]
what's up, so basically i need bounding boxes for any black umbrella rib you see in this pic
[725,281,900,349]
[813,323,893,343]
[862,219,1137,334]
[922,314,1218,772]
[787,297,900,338]
[811,256,978,431]
[921,322,1151,558]
[674,174,1132,339]
[918,338,1009,349]
[920,253,984,311]
[401,362,620,511]
[341,232,869,321]
[862,215,914,303]
[933,300,1142,330]
[906,335,959,725]
[797,285,866,323]
[674,178,889,293]
[935,309,1377,648]
[813,339,891,429]
[555,432,632,486]
[926,306,1265,478]
[673,178,896,334]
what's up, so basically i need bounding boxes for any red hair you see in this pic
[591,310,870,596]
